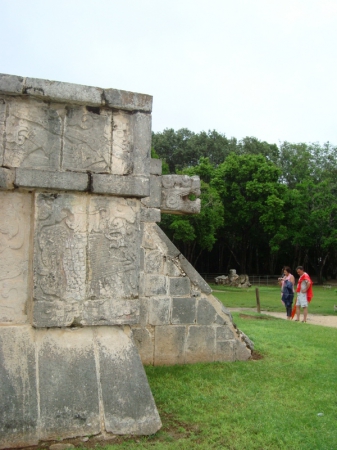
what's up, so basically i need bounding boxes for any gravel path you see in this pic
[228,308,337,328]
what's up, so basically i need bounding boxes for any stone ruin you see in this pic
[0,74,252,448]
[215,270,251,288]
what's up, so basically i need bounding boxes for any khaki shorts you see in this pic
[296,292,308,308]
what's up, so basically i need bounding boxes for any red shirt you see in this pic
[296,272,313,302]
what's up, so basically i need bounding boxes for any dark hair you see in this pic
[296,266,304,271]
[284,266,292,274]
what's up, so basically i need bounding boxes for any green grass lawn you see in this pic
[210,284,337,316]
[96,313,337,450]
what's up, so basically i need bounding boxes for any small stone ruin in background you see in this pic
[215,269,251,288]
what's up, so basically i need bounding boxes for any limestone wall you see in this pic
[0,74,251,448]
[134,223,251,365]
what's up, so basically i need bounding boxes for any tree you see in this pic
[212,153,286,273]
[151,128,196,173]
[287,179,337,283]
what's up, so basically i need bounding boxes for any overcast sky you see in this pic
[1,0,336,145]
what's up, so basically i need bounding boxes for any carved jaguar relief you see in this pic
[63,107,112,173]
[4,98,62,170]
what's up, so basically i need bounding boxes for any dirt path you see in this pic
[228,308,337,328]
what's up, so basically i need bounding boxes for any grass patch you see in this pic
[86,314,337,450]
[210,284,337,315]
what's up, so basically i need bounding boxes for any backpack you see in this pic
[282,279,294,305]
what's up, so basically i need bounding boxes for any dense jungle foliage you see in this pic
[152,129,337,282]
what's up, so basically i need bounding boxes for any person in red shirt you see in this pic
[295,266,313,322]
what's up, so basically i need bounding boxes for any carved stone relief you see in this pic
[0,191,32,323]
[32,193,141,327]
[144,249,164,274]
[111,112,133,175]
[63,107,112,173]
[33,193,87,303]
[87,196,140,301]
[4,98,62,170]
[161,175,201,214]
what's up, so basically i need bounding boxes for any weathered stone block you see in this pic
[81,299,140,326]
[63,107,112,173]
[138,272,145,296]
[172,297,196,324]
[0,73,24,95]
[0,167,14,190]
[33,300,80,328]
[25,77,103,106]
[0,99,6,165]
[140,207,161,223]
[111,112,133,175]
[37,328,101,440]
[178,254,212,294]
[33,299,140,328]
[215,313,227,325]
[141,223,157,250]
[140,248,145,271]
[96,326,161,434]
[132,327,154,365]
[234,340,251,360]
[138,297,149,326]
[216,324,235,341]
[185,326,215,363]
[145,249,164,274]
[92,174,150,197]
[148,297,170,325]
[4,98,62,170]
[197,298,217,325]
[145,275,167,296]
[141,175,162,208]
[15,168,89,191]
[132,113,151,177]
[150,158,162,175]
[0,191,32,324]
[215,340,235,362]
[104,88,153,112]
[166,256,182,277]
[154,325,186,365]
[0,326,39,449]
[169,277,191,296]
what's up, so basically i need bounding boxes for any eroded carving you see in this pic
[88,196,140,300]
[63,107,112,173]
[111,112,133,175]
[0,192,31,323]
[34,194,87,302]
[4,98,61,169]
[145,250,163,274]
[161,175,201,214]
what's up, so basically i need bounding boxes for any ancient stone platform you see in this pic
[0,74,251,448]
